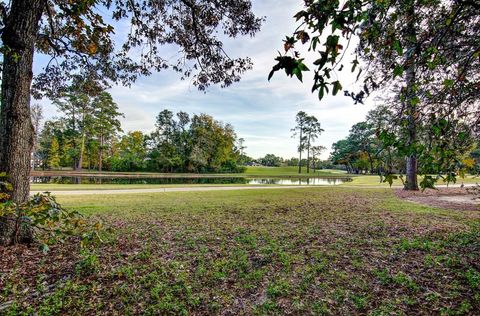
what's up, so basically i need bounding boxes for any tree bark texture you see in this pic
[0,0,45,245]
[403,6,419,191]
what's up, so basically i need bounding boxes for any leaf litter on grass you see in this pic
[1,188,479,315]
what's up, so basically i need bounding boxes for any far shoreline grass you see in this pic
[31,166,350,178]
[29,165,478,191]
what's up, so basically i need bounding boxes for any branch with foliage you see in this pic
[271,0,479,190]
[0,174,102,251]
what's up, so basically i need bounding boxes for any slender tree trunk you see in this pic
[0,0,45,245]
[403,6,419,191]
[71,107,77,169]
[88,147,91,170]
[405,156,418,189]
[298,129,303,174]
[98,134,104,171]
[77,109,86,170]
[306,136,311,174]
[367,152,374,174]
[77,133,85,170]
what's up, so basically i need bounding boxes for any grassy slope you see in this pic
[2,187,479,315]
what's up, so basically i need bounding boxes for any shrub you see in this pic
[0,174,102,251]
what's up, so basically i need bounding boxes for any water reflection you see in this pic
[247,178,349,185]
[30,176,351,186]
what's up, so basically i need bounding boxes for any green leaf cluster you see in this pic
[0,181,102,251]
[269,56,309,82]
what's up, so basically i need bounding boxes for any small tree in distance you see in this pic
[292,111,324,174]
[311,146,327,173]
[47,138,61,169]
[304,116,324,173]
[291,111,308,174]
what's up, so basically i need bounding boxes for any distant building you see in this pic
[245,162,262,167]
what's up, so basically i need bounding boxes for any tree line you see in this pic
[250,154,336,170]
[37,89,245,174]
[330,105,480,185]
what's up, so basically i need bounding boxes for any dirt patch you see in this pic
[396,188,479,211]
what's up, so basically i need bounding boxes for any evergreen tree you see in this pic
[291,111,308,174]
[91,92,123,171]
[48,138,61,169]
[304,116,324,173]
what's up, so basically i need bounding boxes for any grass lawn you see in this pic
[347,174,480,186]
[29,173,478,192]
[244,167,348,177]
[29,167,350,191]
[29,183,267,191]
[2,187,479,315]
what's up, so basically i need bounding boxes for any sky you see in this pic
[35,0,376,160]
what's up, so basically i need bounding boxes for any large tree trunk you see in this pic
[405,156,418,190]
[0,0,45,245]
[403,7,419,191]
[71,107,78,169]
[367,152,374,174]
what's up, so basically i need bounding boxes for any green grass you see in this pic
[244,166,347,177]
[30,172,478,192]
[2,187,479,315]
[347,174,480,186]
[30,167,350,191]
[30,183,264,191]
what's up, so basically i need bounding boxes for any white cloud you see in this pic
[36,0,376,161]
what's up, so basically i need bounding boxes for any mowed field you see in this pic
[2,187,479,315]
[243,167,348,177]
[29,166,479,192]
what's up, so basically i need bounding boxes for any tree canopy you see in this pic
[291,111,324,174]
[331,105,478,186]
[0,0,264,97]
[270,0,480,189]
[0,0,262,202]
[37,106,245,174]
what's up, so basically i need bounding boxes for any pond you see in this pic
[30,176,352,186]
[246,178,350,185]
